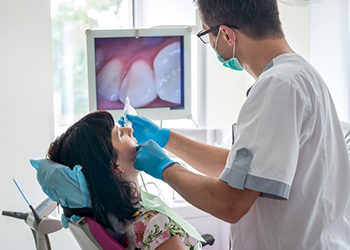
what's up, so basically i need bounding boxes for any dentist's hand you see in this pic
[118,114,170,148]
[134,140,176,181]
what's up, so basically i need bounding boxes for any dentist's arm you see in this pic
[163,163,260,224]
[165,130,229,177]
[134,140,260,224]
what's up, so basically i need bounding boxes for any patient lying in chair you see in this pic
[33,111,202,250]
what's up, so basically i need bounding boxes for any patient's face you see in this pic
[111,125,139,186]
[111,125,137,163]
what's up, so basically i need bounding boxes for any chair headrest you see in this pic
[30,159,91,209]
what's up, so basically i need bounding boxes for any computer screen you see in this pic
[86,28,191,120]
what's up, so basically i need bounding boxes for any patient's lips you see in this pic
[119,59,157,108]
[153,42,181,104]
[96,58,124,101]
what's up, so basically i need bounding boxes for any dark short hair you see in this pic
[194,0,284,40]
[47,110,138,228]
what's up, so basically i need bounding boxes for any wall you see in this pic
[134,0,196,28]
[310,0,350,122]
[0,0,78,249]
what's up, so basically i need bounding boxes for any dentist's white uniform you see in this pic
[220,53,350,250]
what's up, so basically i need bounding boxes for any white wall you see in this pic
[0,0,78,249]
[134,0,196,28]
[310,0,350,122]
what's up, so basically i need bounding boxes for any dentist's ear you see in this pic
[220,25,236,47]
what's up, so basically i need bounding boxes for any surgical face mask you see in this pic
[214,29,243,71]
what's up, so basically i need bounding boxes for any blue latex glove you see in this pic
[134,140,176,181]
[118,114,170,148]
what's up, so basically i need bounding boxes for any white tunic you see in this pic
[220,53,350,250]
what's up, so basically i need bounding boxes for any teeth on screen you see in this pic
[119,60,157,108]
[96,58,124,101]
[153,42,181,104]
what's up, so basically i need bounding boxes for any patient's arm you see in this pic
[165,130,229,177]
[155,234,186,250]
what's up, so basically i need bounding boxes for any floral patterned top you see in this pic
[118,203,202,250]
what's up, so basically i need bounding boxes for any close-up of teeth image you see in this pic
[95,36,183,110]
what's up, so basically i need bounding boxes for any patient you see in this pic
[46,110,201,250]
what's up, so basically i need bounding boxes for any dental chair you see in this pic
[3,197,126,250]
[29,159,127,249]
[29,159,214,250]
[65,213,125,250]
[63,206,214,250]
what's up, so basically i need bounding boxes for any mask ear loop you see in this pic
[214,29,221,50]
[230,29,237,60]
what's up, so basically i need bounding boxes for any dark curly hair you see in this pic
[194,0,284,40]
[47,110,138,228]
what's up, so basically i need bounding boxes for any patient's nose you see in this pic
[122,127,133,136]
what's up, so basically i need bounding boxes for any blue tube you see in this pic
[13,179,31,206]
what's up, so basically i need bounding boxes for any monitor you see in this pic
[86,28,192,121]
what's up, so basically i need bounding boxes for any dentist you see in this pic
[120,0,350,249]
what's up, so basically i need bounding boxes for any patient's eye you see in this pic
[120,130,124,137]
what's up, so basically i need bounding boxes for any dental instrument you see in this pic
[13,178,41,223]
[123,96,137,128]
[2,180,62,250]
